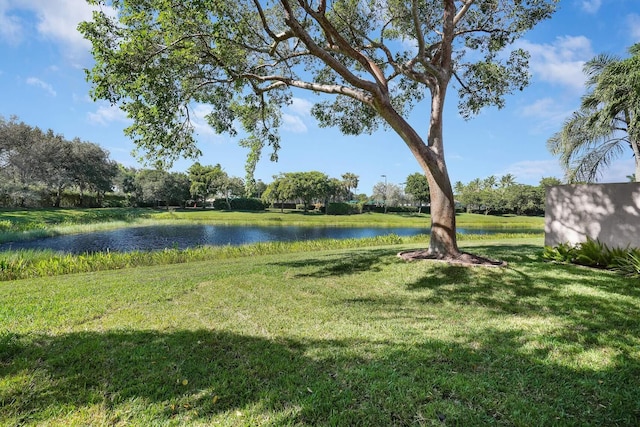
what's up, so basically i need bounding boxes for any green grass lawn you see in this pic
[1,238,638,426]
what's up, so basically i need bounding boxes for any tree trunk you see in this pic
[54,187,62,208]
[376,82,460,258]
[424,164,459,257]
[632,138,640,182]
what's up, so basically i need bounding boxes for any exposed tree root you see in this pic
[397,250,507,267]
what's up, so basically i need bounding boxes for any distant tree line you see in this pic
[262,171,362,213]
[1,116,562,215]
[366,173,559,216]
[0,117,364,211]
[0,116,118,208]
[453,175,562,216]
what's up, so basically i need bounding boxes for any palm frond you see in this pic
[568,138,627,182]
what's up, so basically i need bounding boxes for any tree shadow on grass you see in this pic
[1,326,639,425]
[271,248,398,278]
[405,244,640,348]
[2,244,639,424]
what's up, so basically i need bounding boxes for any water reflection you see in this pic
[0,224,533,254]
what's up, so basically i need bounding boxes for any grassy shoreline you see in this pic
[0,234,543,281]
[1,239,638,425]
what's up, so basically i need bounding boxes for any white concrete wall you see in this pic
[545,183,640,248]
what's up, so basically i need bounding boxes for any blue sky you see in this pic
[1,0,639,195]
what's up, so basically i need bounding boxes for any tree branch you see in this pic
[411,0,426,60]
[294,0,389,92]
[454,0,476,26]
[278,0,380,94]
[241,73,373,104]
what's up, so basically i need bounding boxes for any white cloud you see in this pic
[289,97,313,116]
[190,103,222,140]
[282,113,308,133]
[26,77,56,96]
[517,36,594,91]
[0,0,116,60]
[23,0,98,59]
[518,97,575,133]
[0,0,22,44]
[627,14,640,42]
[501,160,563,184]
[281,97,313,133]
[578,0,601,14]
[87,103,129,126]
[400,36,419,55]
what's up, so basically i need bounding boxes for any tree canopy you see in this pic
[405,172,430,213]
[548,43,640,183]
[81,0,557,259]
[0,116,118,207]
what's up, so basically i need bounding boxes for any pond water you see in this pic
[0,224,537,254]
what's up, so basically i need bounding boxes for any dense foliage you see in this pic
[404,173,430,213]
[454,175,561,215]
[0,116,118,208]
[1,116,566,216]
[211,197,267,211]
[543,237,640,278]
[262,171,354,212]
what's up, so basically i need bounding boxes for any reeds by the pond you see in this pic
[0,233,542,281]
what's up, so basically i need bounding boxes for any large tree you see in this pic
[341,172,359,199]
[187,162,226,207]
[287,171,332,211]
[548,44,640,183]
[68,138,118,205]
[0,117,118,207]
[405,172,430,213]
[81,0,556,260]
[262,174,291,212]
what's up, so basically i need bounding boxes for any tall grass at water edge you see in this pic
[0,233,541,281]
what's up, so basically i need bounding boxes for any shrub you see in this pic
[543,238,640,278]
[386,206,419,213]
[574,238,611,268]
[542,242,577,263]
[102,194,128,207]
[271,202,297,210]
[295,203,316,211]
[213,197,267,211]
[614,248,640,278]
[233,197,267,211]
[326,202,360,215]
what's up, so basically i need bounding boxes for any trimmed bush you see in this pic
[102,194,128,207]
[213,197,267,211]
[386,206,419,213]
[326,202,360,215]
